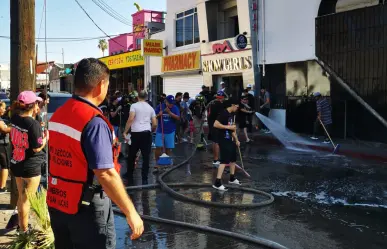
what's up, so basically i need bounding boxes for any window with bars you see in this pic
[175,8,200,47]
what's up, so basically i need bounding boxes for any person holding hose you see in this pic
[47,58,143,249]
[213,101,241,191]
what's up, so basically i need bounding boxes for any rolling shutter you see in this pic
[164,75,203,97]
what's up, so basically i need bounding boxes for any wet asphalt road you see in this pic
[116,142,387,249]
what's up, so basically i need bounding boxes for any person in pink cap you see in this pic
[10,90,48,234]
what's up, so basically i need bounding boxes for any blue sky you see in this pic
[0,0,166,65]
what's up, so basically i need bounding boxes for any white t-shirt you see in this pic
[129,101,156,132]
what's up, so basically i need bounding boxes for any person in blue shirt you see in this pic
[154,95,180,165]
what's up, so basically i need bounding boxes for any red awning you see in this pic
[36,61,55,74]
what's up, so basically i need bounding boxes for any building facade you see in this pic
[198,0,254,98]
[0,64,10,90]
[256,0,386,142]
[150,0,203,98]
[147,0,257,101]
[99,8,165,95]
[109,10,165,55]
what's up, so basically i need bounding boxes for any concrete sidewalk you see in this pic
[0,193,15,247]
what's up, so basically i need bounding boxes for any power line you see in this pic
[74,0,125,48]
[92,0,132,26]
[37,1,45,39]
[0,35,120,42]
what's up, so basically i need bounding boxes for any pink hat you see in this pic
[17,91,43,104]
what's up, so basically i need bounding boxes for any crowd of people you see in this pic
[101,81,272,191]
[0,57,333,249]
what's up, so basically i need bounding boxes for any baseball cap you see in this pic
[166,95,175,104]
[313,92,321,97]
[247,84,252,88]
[17,91,42,104]
[216,91,225,98]
[220,81,225,85]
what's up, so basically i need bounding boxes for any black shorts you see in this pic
[219,139,237,164]
[10,159,43,178]
[208,125,219,143]
[0,144,10,170]
[49,193,116,249]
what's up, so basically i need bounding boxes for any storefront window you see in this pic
[175,8,199,47]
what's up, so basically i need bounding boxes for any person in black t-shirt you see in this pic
[189,94,206,147]
[213,101,240,191]
[0,101,11,192]
[207,91,225,166]
[10,91,48,233]
[239,95,254,143]
[109,96,122,136]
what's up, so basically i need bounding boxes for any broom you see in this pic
[157,104,173,166]
[233,115,250,177]
[319,119,340,154]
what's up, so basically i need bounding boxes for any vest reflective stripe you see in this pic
[47,98,120,214]
[48,122,82,142]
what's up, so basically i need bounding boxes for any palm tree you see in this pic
[98,39,108,57]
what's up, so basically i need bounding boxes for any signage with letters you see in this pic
[202,56,253,73]
[99,50,144,70]
[141,39,163,57]
[162,51,201,73]
[212,35,249,54]
[212,41,234,54]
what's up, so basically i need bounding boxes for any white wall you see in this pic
[258,0,321,64]
[166,0,201,56]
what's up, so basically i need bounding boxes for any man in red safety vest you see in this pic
[47,58,143,249]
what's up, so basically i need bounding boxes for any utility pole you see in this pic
[248,0,261,110]
[62,48,65,67]
[10,0,36,207]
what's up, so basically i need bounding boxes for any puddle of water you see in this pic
[272,191,387,209]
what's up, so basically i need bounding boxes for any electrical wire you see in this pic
[0,35,119,42]
[92,0,132,26]
[37,1,45,40]
[74,0,126,48]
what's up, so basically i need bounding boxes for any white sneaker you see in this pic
[229,179,241,185]
[310,136,319,140]
[212,185,228,191]
[322,140,330,144]
[265,131,272,134]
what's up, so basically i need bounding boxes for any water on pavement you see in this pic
[116,142,387,249]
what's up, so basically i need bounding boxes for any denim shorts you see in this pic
[155,131,175,149]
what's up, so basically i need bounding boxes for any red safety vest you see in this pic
[46,98,121,214]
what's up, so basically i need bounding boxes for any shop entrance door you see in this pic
[221,75,243,102]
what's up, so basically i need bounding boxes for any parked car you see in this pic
[36,92,72,120]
